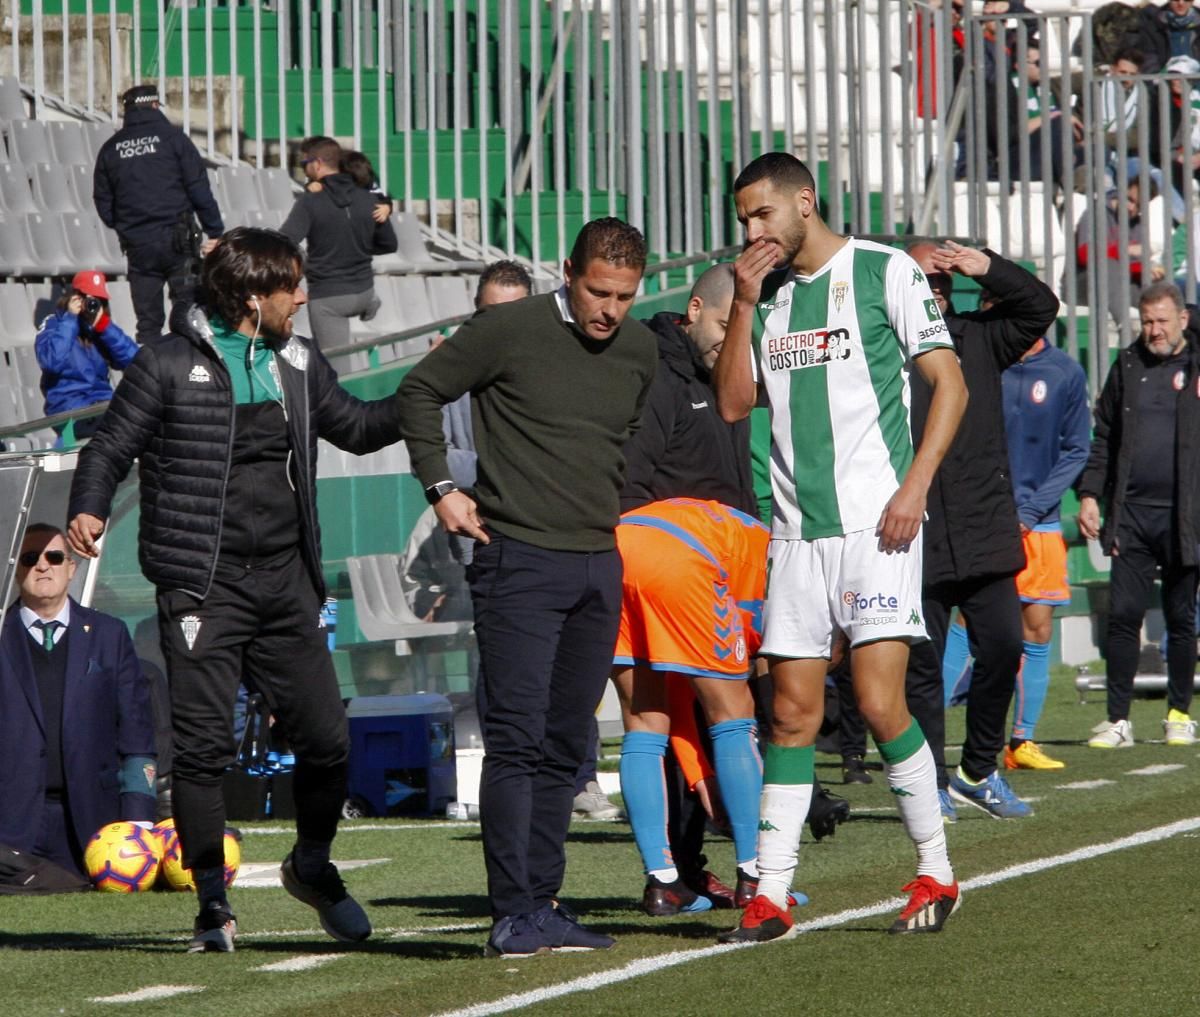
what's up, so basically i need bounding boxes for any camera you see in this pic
[83,296,103,319]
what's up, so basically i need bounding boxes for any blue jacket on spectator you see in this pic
[1001,338,1091,530]
[35,310,139,418]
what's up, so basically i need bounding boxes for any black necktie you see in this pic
[33,620,61,651]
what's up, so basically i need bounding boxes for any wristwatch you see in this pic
[424,480,458,505]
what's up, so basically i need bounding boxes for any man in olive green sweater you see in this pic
[398,218,657,957]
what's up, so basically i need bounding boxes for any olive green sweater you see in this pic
[398,292,657,551]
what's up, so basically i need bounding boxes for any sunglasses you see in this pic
[19,549,67,567]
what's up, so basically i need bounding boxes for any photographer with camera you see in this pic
[35,270,138,440]
[93,84,223,343]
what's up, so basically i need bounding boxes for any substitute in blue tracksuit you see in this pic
[35,270,138,439]
[989,334,1089,768]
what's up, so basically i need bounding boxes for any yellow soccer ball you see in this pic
[83,821,162,893]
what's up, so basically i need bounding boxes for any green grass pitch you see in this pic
[5,670,1200,1016]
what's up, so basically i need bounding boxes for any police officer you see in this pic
[93,84,224,344]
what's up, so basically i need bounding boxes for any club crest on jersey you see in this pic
[923,298,941,322]
[1032,379,1048,404]
[180,615,202,651]
[832,280,849,312]
[1175,369,1186,391]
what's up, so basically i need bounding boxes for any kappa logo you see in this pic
[180,615,202,651]
[890,787,915,798]
[188,365,212,384]
[908,609,923,626]
[758,819,780,832]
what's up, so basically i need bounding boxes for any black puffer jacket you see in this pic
[1078,337,1200,565]
[620,312,756,516]
[68,304,402,600]
[911,252,1060,585]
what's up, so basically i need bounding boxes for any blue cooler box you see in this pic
[344,694,457,816]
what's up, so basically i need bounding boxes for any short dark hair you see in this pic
[733,152,817,195]
[339,150,377,190]
[22,522,65,544]
[1139,281,1185,311]
[300,136,341,168]
[475,260,533,304]
[567,217,647,273]
[199,227,304,330]
[1114,48,1144,68]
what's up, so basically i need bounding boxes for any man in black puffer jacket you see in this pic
[67,228,402,953]
[905,242,1060,822]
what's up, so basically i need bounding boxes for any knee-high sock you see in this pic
[620,731,673,877]
[755,743,812,909]
[1012,639,1052,742]
[878,721,954,885]
[709,718,763,867]
[942,619,973,708]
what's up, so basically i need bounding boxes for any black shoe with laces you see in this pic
[280,852,371,942]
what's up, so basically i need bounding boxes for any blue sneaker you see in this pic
[938,788,958,825]
[948,768,1033,819]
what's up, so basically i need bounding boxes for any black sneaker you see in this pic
[807,786,850,841]
[483,913,551,958]
[841,755,873,785]
[532,900,615,951]
[733,868,806,909]
[640,874,714,916]
[280,852,371,942]
[188,900,237,953]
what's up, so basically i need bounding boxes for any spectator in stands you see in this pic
[1099,49,1146,145]
[1072,179,1161,327]
[93,84,223,344]
[1138,0,1200,73]
[34,270,137,440]
[67,227,404,952]
[340,151,395,223]
[904,241,1056,823]
[995,293,1090,770]
[1080,282,1200,750]
[398,217,658,958]
[282,136,398,353]
[0,523,156,893]
[1163,55,1200,193]
[1014,44,1084,191]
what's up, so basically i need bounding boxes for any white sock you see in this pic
[885,741,954,885]
[649,866,678,883]
[754,783,811,907]
[739,858,758,878]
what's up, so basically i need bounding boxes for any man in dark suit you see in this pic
[0,522,156,889]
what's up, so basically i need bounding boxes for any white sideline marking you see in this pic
[235,922,487,941]
[234,858,389,888]
[253,954,347,973]
[244,822,474,835]
[430,816,1200,1017]
[90,985,203,1004]
[1056,779,1116,790]
[1126,764,1186,776]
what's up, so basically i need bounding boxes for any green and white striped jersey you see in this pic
[750,238,953,540]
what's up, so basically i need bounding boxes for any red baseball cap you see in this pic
[71,270,110,300]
